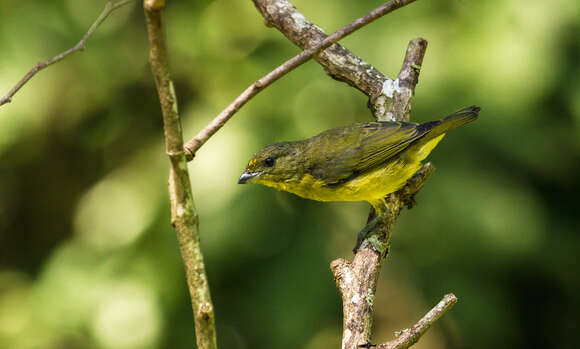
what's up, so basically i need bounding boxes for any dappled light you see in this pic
[0,0,579,348]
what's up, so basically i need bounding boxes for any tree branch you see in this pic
[374,38,428,122]
[252,0,426,122]
[343,39,431,347]
[252,2,451,349]
[143,1,217,349]
[379,294,458,349]
[252,0,390,98]
[331,162,435,349]
[338,39,429,347]
[0,0,134,107]
[183,0,419,159]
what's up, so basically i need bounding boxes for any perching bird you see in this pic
[238,106,480,250]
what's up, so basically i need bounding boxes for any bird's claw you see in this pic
[353,216,380,253]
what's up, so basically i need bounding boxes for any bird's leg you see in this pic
[353,199,388,253]
[353,215,380,253]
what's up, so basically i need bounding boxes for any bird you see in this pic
[238,105,480,250]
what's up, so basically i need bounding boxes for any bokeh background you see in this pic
[1,0,579,348]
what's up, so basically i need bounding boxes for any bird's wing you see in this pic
[309,122,428,185]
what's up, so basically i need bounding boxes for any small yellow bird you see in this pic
[239,106,479,249]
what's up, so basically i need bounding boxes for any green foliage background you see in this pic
[1,0,579,348]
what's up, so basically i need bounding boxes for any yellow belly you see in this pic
[278,157,420,203]
[261,134,445,205]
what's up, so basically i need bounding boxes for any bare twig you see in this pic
[0,0,134,107]
[144,1,217,349]
[183,0,418,159]
[379,294,458,349]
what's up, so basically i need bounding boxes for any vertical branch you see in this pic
[331,249,382,349]
[391,38,428,122]
[143,1,217,348]
[332,161,435,349]
[343,39,430,349]
[331,39,432,349]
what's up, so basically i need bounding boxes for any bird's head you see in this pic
[238,141,304,186]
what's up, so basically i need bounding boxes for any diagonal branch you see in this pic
[183,0,418,159]
[252,0,390,98]
[252,0,426,122]
[144,1,217,348]
[0,0,134,107]
[379,294,458,349]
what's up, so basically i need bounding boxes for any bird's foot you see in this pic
[353,215,380,253]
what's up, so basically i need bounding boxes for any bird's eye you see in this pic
[264,157,275,167]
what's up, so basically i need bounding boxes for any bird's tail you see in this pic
[432,105,480,135]
[402,106,480,162]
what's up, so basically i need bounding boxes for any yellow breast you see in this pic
[259,157,418,204]
[259,134,445,206]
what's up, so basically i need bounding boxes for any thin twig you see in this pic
[144,1,217,349]
[379,294,458,349]
[0,0,134,107]
[183,0,418,159]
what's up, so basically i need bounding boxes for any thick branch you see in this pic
[252,0,391,98]
[144,2,217,349]
[0,0,134,107]
[379,294,458,349]
[252,0,425,122]
[331,249,381,349]
[183,0,419,159]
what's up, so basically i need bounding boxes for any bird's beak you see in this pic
[238,171,261,184]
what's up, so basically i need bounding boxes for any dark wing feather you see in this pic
[308,121,429,185]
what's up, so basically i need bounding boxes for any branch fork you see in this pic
[253,2,456,349]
